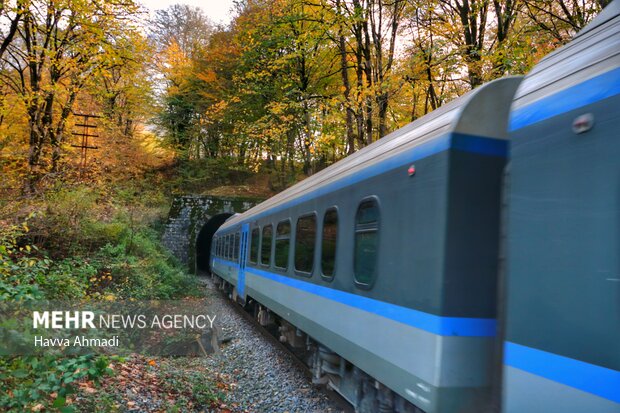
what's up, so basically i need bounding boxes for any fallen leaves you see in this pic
[72,354,231,412]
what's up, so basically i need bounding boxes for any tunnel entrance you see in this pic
[196,213,234,273]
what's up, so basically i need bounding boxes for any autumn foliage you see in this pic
[153,0,606,184]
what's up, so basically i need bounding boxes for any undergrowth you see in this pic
[0,184,201,411]
[0,136,270,411]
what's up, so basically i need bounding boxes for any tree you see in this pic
[97,34,154,138]
[0,0,144,188]
[368,0,406,138]
[436,0,490,88]
[523,0,602,42]
[150,0,600,181]
[151,4,215,159]
[150,4,213,59]
[0,0,24,60]
[402,5,459,118]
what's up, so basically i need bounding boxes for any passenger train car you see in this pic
[502,2,620,412]
[207,3,620,412]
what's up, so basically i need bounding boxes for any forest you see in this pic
[0,0,609,411]
[153,0,609,182]
[0,0,610,192]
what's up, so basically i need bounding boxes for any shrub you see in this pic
[0,355,115,412]
[0,217,45,301]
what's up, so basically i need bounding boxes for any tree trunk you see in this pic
[351,3,366,148]
[336,0,356,154]
[362,7,373,145]
[302,101,313,175]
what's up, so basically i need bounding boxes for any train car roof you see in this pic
[219,76,521,231]
[511,0,620,113]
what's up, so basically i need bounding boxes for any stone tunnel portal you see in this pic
[196,213,234,273]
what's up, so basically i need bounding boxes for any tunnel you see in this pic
[196,213,234,273]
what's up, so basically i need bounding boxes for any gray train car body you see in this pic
[211,77,521,413]
[504,3,620,412]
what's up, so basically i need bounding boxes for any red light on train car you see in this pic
[572,113,594,134]
[408,165,416,176]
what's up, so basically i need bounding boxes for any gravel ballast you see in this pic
[201,276,345,413]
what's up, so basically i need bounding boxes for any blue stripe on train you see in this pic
[510,66,620,132]
[452,133,508,157]
[212,257,496,337]
[219,133,507,228]
[504,341,620,403]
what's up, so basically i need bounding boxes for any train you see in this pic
[205,2,620,412]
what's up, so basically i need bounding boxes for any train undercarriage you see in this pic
[213,275,422,413]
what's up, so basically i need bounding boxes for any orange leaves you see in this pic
[162,41,191,71]
[71,355,230,411]
[196,70,218,84]
[77,381,98,394]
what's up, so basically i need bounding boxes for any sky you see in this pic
[140,0,236,25]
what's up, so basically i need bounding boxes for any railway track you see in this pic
[225,294,353,412]
[199,273,352,412]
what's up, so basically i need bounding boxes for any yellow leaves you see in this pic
[267,101,288,116]
[162,41,191,68]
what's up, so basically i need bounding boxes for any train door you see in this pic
[237,223,249,301]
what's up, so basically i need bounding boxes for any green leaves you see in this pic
[0,219,46,301]
[52,396,67,408]
[0,355,114,411]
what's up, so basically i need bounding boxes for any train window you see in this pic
[275,220,291,270]
[295,215,316,274]
[229,234,233,259]
[321,208,338,278]
[354,198,379,286]
[250,228,259,264]
[227,235,230,259]
[234,232,240,261]
[261,225,273,266]
[229,234,234,260]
